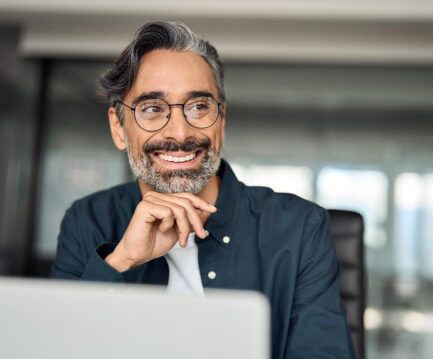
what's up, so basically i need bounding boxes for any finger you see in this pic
[158,214,175,232]
[145,195,200,244]
[176,192,217,212]
[146,194,207,239]
[137,201,174,225]
[149,191,217,213]
[144,196,192,247]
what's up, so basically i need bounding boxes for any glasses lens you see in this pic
[184,97,218,128]
[134,99,169,131]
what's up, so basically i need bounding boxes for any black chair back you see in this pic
[328,209,365,359]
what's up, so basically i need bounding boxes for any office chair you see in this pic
[328,210,365,359]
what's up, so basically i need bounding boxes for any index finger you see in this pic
[172,192,217,213]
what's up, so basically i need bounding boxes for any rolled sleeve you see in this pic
[51,206,124,282]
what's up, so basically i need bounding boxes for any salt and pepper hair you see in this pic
[98,21,225,123]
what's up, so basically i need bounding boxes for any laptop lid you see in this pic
[0,277,270,359]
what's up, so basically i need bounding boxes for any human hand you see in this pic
[105,191,216,272]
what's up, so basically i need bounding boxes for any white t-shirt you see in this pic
[165,233,204,296]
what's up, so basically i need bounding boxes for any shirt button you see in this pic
[222,235,231,244]
[208,271,216,280]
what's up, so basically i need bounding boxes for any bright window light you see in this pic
[395,173,433,280]
[231,163,314,200]
[316,167,388,249]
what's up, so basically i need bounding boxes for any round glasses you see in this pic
[118,96,222,132]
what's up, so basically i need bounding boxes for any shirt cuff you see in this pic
[81,242,125,282]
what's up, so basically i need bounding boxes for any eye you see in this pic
[137,105,161,113]
[136,101,164,114]
[192,102,209,111]
[187,99,211,112]
[145,106,161,113]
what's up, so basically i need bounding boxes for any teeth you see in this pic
[159,153,196,163]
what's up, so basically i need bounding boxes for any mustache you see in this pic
[143,138,211,154]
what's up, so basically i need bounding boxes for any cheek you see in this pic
[126,134,140,153]
[201,128,222,150]
[213,125,224,149]
[127,128,155,153]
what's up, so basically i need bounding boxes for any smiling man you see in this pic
[52,21,355,358]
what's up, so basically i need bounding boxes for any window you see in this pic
[317,167,388,249]
[231,163,314,200]
[394,173,433,281]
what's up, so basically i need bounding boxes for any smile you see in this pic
[158,152,197,163]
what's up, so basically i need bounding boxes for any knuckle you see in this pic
[176,206,187,217]
[143,191,160,200]
[183,200,195,210]
[176,197,194,210]
[136,201,147,211]
[163,207,174,217]
[143,194,156,201]
[177,196,190,205]
[182,193,196,203]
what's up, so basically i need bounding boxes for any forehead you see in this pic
[126,49,218,101]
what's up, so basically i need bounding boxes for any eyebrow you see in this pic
[187,90,215,99]
[132,91,165,105]
[132,90,216,105]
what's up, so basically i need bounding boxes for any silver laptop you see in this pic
[0,277,270,359]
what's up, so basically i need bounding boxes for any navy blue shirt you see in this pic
[52,159,355,358]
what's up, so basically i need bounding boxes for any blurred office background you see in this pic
[1,1,433,358]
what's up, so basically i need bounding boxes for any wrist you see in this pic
[104,242,139,273]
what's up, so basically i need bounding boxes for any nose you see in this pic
[160,106,194,143]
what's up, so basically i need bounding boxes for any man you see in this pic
[52,21,355,358]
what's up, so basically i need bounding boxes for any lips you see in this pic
[145,139,210,168]
[144,139,210,155]
[158,152,197,163]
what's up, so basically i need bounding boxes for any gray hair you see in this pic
[98,21,225,122]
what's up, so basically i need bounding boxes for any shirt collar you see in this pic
[120,180,142,217]
[120,158,243,247]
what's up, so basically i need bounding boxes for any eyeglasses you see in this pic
[118,96,223,132]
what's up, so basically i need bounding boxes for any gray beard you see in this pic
[126,145,221,194]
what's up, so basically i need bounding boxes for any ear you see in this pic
[108,107,127,151]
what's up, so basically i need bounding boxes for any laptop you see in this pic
[0,277,270,359]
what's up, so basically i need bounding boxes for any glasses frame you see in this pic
[117,96,223,132]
